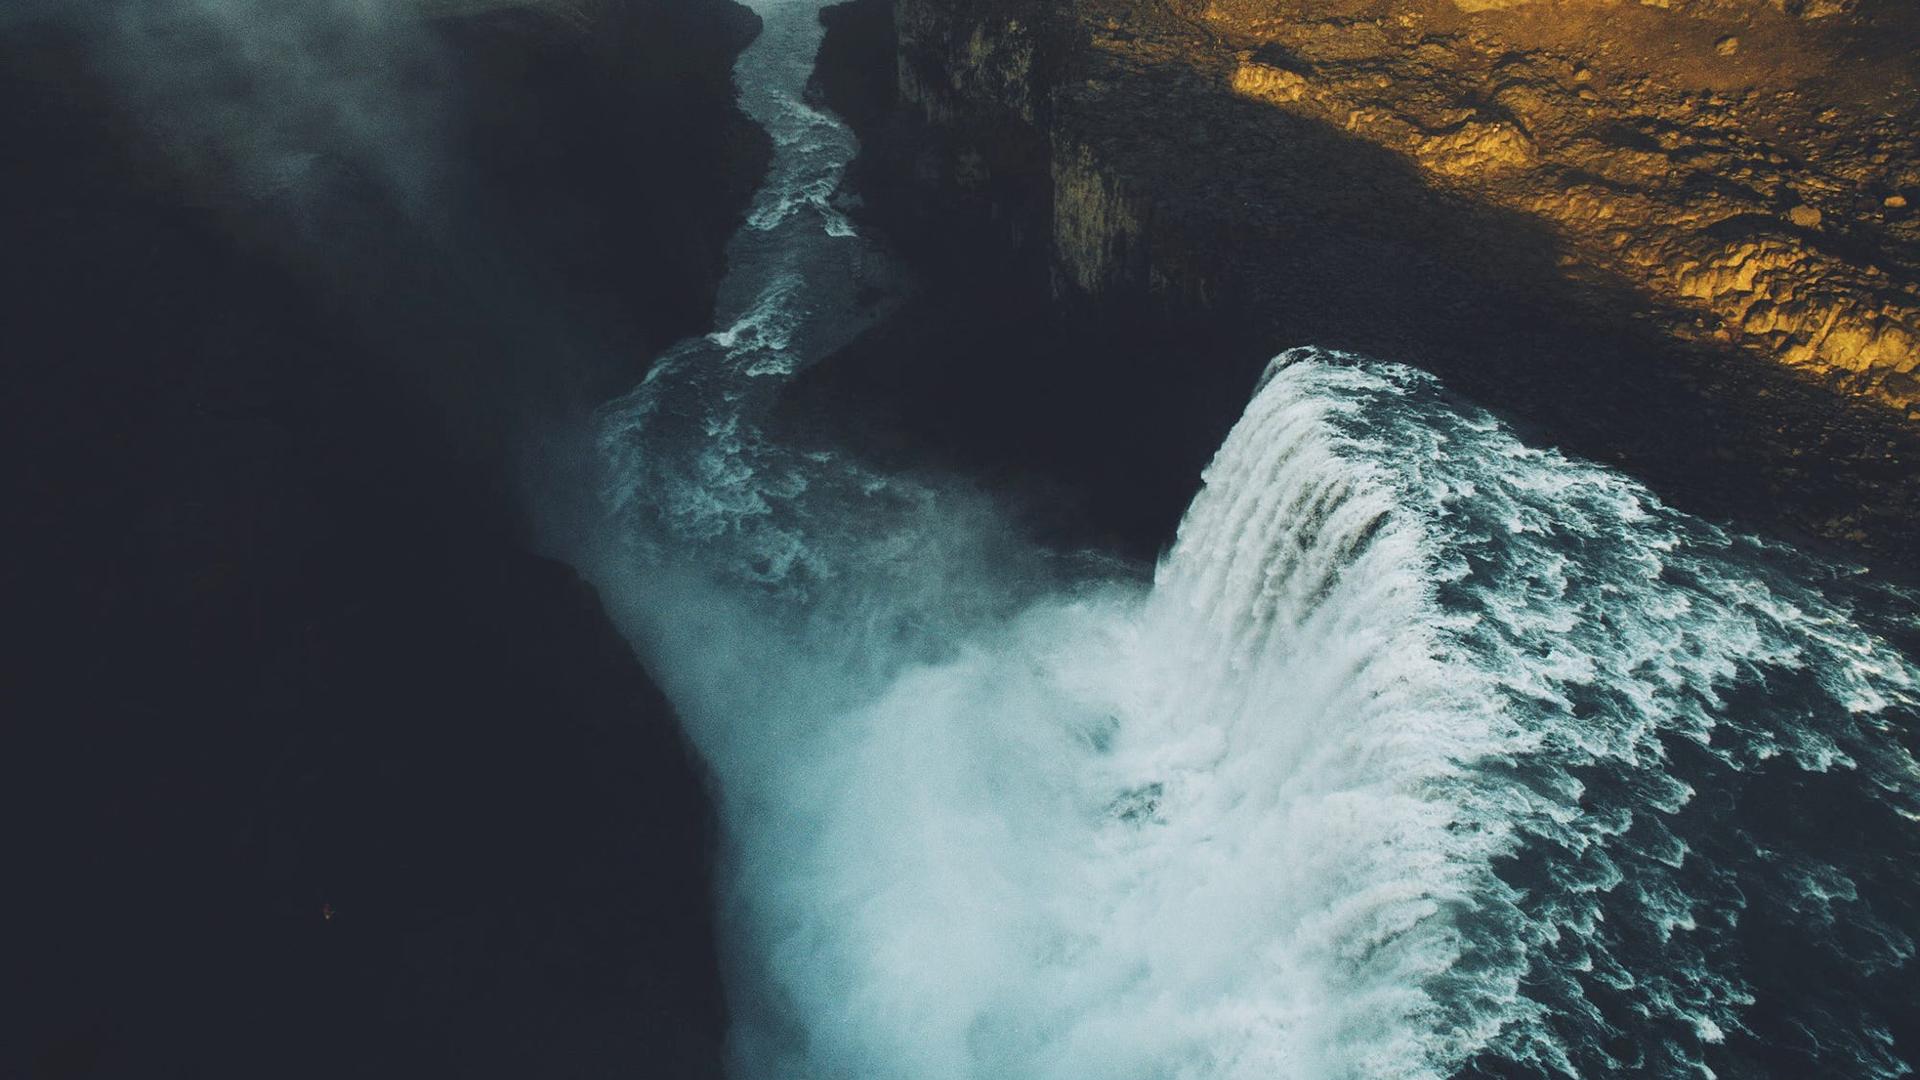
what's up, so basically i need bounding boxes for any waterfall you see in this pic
[575,2,1920,1076]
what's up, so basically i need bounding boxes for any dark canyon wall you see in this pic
[811,0,1920,572]
[3,2,764,1077]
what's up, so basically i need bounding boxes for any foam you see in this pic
[576,3,1920,1074]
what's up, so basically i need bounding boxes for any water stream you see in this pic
[576,3,1920,1076]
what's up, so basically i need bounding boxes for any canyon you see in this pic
[591,2,1920,1076]
[811,0,1920,570]
[8,1,1918,1078]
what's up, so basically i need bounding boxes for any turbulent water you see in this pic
[579,2,1920,1077]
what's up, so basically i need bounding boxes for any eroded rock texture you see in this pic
[827,0,1920,568]
[1202,0,1920,411]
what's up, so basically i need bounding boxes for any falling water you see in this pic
[576,2,1920,1076]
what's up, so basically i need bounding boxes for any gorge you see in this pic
[576,2,1920,1077]
[7,1,1919,1078]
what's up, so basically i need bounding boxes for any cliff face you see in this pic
[4,2,764,1076]
[825,0,1920,568]
[1199,0,1920,411]
[902,0,1920,409]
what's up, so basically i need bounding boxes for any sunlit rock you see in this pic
[897,0,1920,413]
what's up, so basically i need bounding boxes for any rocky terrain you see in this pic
[1197,0,1920,409]
[3,2,764,1076]
[813,0,1920,571]
[8,0,1917,1072]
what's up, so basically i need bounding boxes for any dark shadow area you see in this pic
[791,0,1238,561]
[797,0,1920,579]
[3,4,766,1076]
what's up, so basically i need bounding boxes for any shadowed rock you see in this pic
[798,0,1920,574]
[3,2,767,1075]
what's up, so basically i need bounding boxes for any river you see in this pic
[575,3,1920,1076]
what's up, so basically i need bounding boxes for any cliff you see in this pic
[815,0,1920,569]
[3,1,764,1076]
[1200,0,1920,409]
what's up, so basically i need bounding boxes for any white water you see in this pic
[579,3,1920,1076]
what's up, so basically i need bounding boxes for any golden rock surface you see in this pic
[1184,0,1920,409]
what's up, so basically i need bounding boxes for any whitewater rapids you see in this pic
[575,2,1920,1076]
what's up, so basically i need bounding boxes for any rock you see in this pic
[6,0,767,1074]
[1232,60,1309,103]
[823,0,1920,568]
[906,0,1920,417]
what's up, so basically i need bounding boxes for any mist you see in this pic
[555,17,1920,1075]
[587,302,1920,1076]
[550,12,1528,1070]
[43,0,456,224]
[29,0,768,488]
[18,0,1916,1076]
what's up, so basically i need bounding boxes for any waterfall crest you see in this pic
[576,3,1920,1075]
